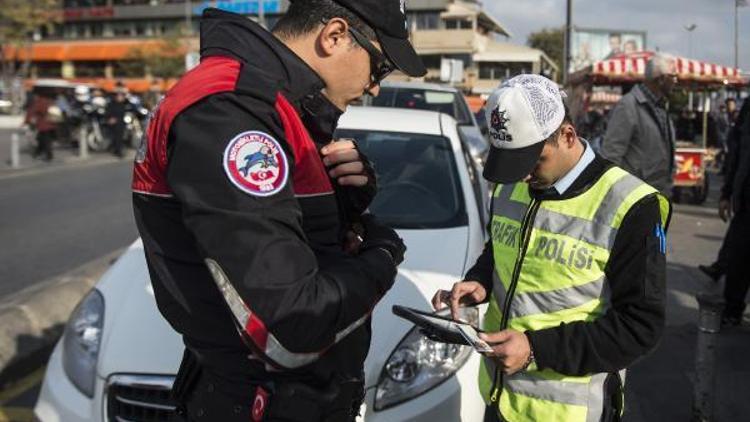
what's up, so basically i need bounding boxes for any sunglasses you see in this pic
[347,26,395,86]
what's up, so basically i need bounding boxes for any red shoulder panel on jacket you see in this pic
[274,93,334,197]
[132,56,242,196]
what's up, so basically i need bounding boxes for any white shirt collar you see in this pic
[552,139,595,195]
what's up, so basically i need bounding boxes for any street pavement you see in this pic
[0,130,139,301]
[625,178,750,421]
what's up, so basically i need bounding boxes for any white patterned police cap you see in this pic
[482,74,567,184]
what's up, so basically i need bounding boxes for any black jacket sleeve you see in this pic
[721,123,742,200]
[464,240,494,297]
[526,194,668,376]
[166,93,397,365]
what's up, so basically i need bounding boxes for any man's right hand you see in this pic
[431,281,487,321]
[719,198,732,222]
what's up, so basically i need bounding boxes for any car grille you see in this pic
[106,374,177,422]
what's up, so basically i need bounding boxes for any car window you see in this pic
[371,88,472,125]
[335,129,467,229]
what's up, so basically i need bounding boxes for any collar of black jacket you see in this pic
[529,154,616,201]
[199,8,326,105]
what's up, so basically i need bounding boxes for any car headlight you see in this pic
[62,289,105,398]
[374,306,478,411]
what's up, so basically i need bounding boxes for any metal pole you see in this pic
[185,0,192,35]
[735,0,739,70]
[10,132,20,169]
[692,293,725,422]
[258,0,266,29]
[78,126,88,159]
[563,0,572,85]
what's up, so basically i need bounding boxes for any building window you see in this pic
[444,19,472,30]
[409,12,439,30]
[35,61,63,78]
[479,62,532,80]
[113,60,147,78]
[75,61,108,77]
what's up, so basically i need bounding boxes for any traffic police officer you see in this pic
[132,1,425,421]
[433,75,672,422]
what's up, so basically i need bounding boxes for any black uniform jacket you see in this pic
[132,9,395,384]
[466,154,672,376]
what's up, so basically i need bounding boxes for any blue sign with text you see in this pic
[194,0,281,16]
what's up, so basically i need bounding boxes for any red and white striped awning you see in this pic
[589,51,746,86]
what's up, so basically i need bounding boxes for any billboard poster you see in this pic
[570,28,647,72]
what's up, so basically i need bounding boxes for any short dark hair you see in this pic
[272,0,376,41]
[545,103,573,145]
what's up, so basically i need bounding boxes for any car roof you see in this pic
[338,106,451,137]
[379,80,460,93]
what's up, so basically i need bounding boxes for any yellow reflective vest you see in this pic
[479,166,671,422]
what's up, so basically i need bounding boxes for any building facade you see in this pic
[6,0,557,94]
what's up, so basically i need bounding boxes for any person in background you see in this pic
[601,53,678,196]
[24,92,57,162]
[105,90,127,158]
[698,98,743,282]
[704,99,750,327]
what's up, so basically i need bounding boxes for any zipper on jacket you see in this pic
[490,198,540,403]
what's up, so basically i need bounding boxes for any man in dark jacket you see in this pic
[717,99,750,325]
[601,54,677,195]
[132,2,425,421]
[105,90,127,158]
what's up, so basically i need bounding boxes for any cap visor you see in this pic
[376,30,427,77]
[482,141,545,184]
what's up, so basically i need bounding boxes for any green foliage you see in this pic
[124,29,187,79]
[527,27,565,69]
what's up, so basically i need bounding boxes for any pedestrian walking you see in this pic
[601,53,678,195]
[24,92,57,162]
[132,2,424,421]
[105,90,127,158]
[716,98,750,326]
[699,98,744,282]
[432,74,672,422]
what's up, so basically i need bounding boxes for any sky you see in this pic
[485,0,750,70]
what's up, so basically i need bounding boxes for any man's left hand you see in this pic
[321,139,369,187]
[479,329,532,375]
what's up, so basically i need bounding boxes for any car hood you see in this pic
[96,226,469,383]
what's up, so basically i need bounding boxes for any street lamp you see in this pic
[684,23,697,58]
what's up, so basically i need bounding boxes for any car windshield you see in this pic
[335,129,467,229]
[371,88,472,125]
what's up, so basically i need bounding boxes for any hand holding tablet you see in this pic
[392,305,493,353]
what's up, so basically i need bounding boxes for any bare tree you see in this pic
[0,0,61,112]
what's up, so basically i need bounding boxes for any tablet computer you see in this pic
[392,305,493,353]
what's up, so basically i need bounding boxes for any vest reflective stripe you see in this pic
[480,166,671,422]
[482,356,608,422]
[508,275,606,319]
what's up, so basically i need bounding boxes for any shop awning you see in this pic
[580,51,746,86]
[3,39,186,62]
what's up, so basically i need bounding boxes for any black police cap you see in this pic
[290,0,427,77]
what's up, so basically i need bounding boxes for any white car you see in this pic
[34,107,490,422]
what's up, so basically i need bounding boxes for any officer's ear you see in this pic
[317,18,350,58]
[560,122,578,149]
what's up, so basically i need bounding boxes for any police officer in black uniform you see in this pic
[131,1,426,421]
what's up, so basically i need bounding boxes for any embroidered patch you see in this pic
[223,131,288,197]
[490,107,513,145]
